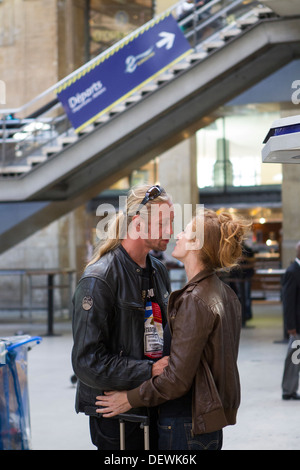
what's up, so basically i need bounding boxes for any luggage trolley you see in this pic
[118,413,150,450]
[0,335,42,450]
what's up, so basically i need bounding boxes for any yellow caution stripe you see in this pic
[55,12,172,95]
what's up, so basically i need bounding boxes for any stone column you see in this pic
[57,0,87,79]
[158,136,198,251]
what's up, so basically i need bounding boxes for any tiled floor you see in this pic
[1,302,299,450]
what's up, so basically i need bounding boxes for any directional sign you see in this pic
[56,13,192,133]
[156,31,176,50]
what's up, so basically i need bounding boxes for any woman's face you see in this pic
[172,221,195,261]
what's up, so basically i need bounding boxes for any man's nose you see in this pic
[165,222,173,237]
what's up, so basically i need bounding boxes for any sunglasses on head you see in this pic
[140,185,163,207]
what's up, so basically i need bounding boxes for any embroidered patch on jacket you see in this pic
[82,295,93,311]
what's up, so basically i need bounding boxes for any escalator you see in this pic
[0,0,299,253]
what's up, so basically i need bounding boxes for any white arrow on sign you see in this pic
[156,31,175,50]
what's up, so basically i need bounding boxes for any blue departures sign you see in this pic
[56,13,192,133]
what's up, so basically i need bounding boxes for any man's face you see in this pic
[142,201,174,252]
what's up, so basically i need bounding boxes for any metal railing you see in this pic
[0,0,270,174]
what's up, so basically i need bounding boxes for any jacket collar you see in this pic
[167,269,215,318]
[186,269,215,286]
[170,269,215,299]
[116,244,155,275]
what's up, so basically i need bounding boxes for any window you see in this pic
[197,109,283,189]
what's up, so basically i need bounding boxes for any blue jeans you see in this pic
[158,417,223,450]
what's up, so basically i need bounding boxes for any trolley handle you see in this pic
[6,336,42,352]
[118,413,149,426]
[118,413,150,450]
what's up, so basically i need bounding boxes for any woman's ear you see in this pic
[188,238,202,251]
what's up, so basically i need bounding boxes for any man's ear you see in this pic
[131,214,141,231]
[127,213,142,240]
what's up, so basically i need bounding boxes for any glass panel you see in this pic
[180,0,261,47]
[197,109,283,189]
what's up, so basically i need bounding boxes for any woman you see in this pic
[96,209,250,450]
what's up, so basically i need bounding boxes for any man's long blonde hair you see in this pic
[87,183,171,267]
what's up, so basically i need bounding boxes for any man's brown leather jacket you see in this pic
[128,270,242,435]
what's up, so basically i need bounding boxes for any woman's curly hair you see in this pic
[192,209,252,271]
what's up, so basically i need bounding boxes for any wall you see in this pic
[156,0,175,14]
[0,0,58,108]
[0,0,89,317]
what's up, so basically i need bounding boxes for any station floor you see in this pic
[1,301,300,451]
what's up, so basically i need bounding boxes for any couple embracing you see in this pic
[72,183,249,451]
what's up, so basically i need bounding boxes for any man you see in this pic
[281,241,300,400]
[72,184,174,449]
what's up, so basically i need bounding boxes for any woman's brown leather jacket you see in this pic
[128,270,242,435]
